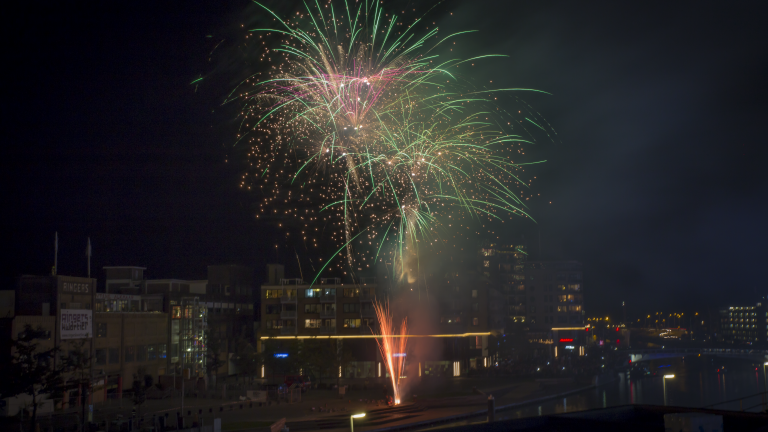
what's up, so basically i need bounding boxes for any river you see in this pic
[414,356,768,429]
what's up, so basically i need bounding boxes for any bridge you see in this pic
[624,348,768,363]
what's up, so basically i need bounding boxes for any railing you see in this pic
[320,278,340,285]
[625,347,768,356]
[280,310,296,319]
[320,326,336,334]
[280,295,297,303]
[280,278,305,285]
[280,326,296,335]
[361,309,376,318]
[703,390,768,412]
[359,277,377,285]
[320,294,336,303]
[320,310,336,319]
[359,292,374,301]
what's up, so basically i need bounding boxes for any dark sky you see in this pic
[4,1,767,318]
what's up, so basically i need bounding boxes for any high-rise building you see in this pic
[523,261,584,329]
[478,243,528,323]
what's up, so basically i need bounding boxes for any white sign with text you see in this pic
[60,309,92,339]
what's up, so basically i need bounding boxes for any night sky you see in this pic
[4,1,767,318]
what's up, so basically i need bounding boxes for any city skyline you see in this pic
[4,0,768,319]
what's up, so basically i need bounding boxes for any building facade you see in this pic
[523,261,585,330]
[105,265,256,379]
[719,303,768,343]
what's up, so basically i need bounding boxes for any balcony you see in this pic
[320,278,340,285]
[361,309,376,319]
[280,310,297,320]
[359,292,374,302]
[319,294,336,303]
[280,278,305,285]
[320,326,336,335]
[280,295,297,304]
[280,326,296,335]
[320,310,336,319]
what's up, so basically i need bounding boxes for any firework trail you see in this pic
[230,0,555,282]
[373,300,408,404]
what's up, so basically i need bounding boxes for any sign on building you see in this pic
[60,309,92,339]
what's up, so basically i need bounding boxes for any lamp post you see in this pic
[350,413,365,432]
[663,374,675,406]
[763,362,768,392]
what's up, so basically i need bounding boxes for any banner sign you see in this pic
[60,309,93,339]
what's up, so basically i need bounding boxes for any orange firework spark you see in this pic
[373,300,408,405]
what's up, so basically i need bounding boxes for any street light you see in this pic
[663,374,675,406]
[763,362,768,393]
[350,413,365,432]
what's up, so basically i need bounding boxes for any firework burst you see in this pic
[230,0,555,282]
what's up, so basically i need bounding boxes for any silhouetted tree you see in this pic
[233,337,262,381]
[205,328,226,388]
[4,325,66,432]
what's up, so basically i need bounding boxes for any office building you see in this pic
[719,303,768,343]
[105,264,255,380]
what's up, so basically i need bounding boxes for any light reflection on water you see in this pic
[415,357,768,430]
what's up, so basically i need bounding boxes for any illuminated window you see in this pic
[472,317,479,326]
[305,319,321,328]
[344,319,361,328]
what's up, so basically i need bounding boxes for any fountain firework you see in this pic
[373,300,408,405]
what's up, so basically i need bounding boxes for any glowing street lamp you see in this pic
[350,413,365,432]
[763,362,768,392]
[663,374,675,406]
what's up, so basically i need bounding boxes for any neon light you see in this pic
[559,338,573,342]
[392,353,406,357]
[274,353,289,358]
[260,332,491,340]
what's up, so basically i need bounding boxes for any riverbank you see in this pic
[277,377,604,432]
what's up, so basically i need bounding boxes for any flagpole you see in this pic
[54,232,58,276]
[86,237,92,278]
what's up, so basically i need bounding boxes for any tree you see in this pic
[329,340,355,387]
[204,328,225,389]
[63,340,93,432]
[131,369,147,422]
[232,337,262,381]
[4,325,66,432]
